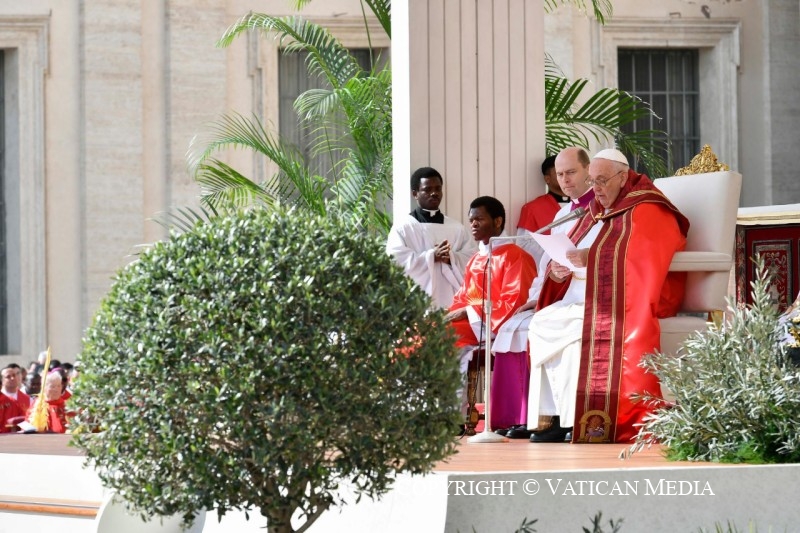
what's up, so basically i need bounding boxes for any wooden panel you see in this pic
[408,0,431,175]
[507,0,528,230]
[492,0,511,206]
[476,0,495,199]
[524,0,546,215]
[0,495,100,518]
[399,0,545,225]
[427,0,446,171]
[457,0,479,218]
[435,440,741,473]
[443,0,464,218]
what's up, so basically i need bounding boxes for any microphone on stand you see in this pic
[533,206,587,234]
[485,207,588,248]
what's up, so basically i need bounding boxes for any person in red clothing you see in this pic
[444,196,537,417]
[517,155,569,234]
[1,364,32,433]
[24,369,72,433]
[517,155,570,269]
[445,196,537,347]
[527,148,689,444]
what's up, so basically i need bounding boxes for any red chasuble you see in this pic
[449,243,537,347]
[0,391,31,433]
[537,170,689,443]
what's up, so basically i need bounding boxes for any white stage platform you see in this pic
[1,435,798,532]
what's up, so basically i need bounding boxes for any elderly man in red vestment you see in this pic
[444,196,537,418]
[527,148,689,443]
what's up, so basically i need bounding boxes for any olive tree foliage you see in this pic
[72,206,463,533]
[626,257,800,464]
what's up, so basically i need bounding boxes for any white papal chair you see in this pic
[654,170,742,357]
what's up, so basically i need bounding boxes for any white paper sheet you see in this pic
[531,232,580,271]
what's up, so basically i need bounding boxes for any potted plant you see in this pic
[72,206,462,532]
[628,257,800,464]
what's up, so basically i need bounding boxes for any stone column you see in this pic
[392,0,545,228]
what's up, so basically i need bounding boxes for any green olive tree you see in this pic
[72,206,462,533]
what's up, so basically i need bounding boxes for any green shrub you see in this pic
[72,206,462,532]
[629,258,800,463]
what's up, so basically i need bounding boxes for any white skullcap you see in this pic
[592,148,629,166]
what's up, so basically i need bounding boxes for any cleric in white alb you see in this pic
[386,167,475,309]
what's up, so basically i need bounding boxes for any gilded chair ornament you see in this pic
[675,144,730,176]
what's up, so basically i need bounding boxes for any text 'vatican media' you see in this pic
[447,478,715,497]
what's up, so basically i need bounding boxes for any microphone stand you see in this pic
[467,237,506,443]
[467,208,585,444]
[468,234,530,444]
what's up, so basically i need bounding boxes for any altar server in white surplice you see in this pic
[386,167,476,309]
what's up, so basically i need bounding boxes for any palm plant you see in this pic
[544,55,671,178]
[187,3,393,235]
[185,0,669,237]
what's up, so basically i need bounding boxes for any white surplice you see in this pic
[492,202,575,354]
[386,214,476,309]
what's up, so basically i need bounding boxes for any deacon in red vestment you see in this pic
[445,197,537,422]
[531,149,689,444]
[445,197,537,348]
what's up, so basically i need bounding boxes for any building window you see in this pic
[618,48,700,172]
[278,48,381,179]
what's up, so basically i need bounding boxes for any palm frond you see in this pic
[544,123,591,152]
[544,67,670,176]
[150,204,220,235]
[572,88,651,130]
[295,88,340,122]
[331,154,393,235]
[362,0,392,38]
[544,53,567,78]
[545,76,588,121]
[188,112,329,215]
[188,112,276,171]
[195,159,273,210]
[290,0,391,38]
[615,130,672,178]
[217,14,360,89]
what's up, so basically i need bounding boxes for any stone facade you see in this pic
[0,0,795,369]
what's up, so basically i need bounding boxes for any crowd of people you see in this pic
[387,147,688,443]
[0,352,77,434]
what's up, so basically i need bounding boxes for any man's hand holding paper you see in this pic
[531,233,579,270]
[532,232,590,281]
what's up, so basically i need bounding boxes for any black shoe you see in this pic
[506,425,533,439]
[494,427,510,436]
[530,415,559,434]
[530,424,572,443]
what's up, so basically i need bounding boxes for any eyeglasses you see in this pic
[585,170,624,188]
